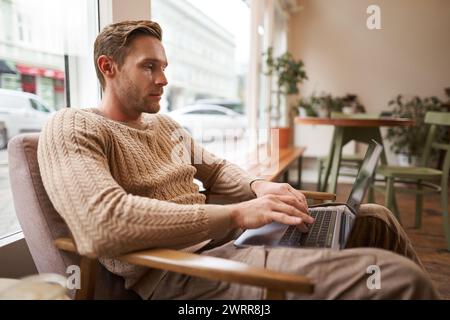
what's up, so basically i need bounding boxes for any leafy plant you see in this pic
[385,94,447,160]
[297,93,366,117]
[264,47,308,126]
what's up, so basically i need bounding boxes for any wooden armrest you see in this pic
[205,190,335,205]
[55,238,313,297]
[300,190,336,201]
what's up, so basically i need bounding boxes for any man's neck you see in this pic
[98,92,142,124]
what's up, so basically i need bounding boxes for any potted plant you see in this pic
[297,93,366,118]
[385,94,446,166]
[264,47,308,148]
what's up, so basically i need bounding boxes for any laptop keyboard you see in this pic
[278,210,337,248]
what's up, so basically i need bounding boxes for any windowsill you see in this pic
[0,231,24,248]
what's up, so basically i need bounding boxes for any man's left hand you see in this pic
[250,180,309,223]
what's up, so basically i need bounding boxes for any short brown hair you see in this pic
[94,20,162,90]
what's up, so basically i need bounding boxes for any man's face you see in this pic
[112,35,168,114]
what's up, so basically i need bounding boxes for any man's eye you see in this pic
[145,64,154,70]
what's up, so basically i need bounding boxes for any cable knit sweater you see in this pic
[37,108,257,299]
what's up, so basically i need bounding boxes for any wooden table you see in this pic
[295,117,415,194]
[205,146,308,204]
[243,146,306,186]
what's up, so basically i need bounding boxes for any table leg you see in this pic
[327,127,344,194]
[283,170,289,183]
[321,129,337,192]
[297,156,303,189]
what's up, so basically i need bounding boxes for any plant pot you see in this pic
[271,127,292,149]
[397,153,419,167]
[317,108,329,118]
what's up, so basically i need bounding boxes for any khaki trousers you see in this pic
[150,204,440,299]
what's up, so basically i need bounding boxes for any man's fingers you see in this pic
[287,187,308,206]
[269,211,303,225]
[270,200,314,224]
[296,223,309,233]
[273,195,310,217]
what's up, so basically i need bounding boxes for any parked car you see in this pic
[0,89,56,148]
[194,98,244,114]
[0,121,6,149]
[168,104,247,142]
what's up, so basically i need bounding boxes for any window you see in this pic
[151,0,250,117]
[0,0,99,241]
[30,99,51,113]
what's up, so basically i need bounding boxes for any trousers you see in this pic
[150,204,440,299]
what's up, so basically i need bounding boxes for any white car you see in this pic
[194,98,244,114]
[0,89,56,149]
[168,104,247,142]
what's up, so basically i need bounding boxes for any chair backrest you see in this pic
[8,133,139,299]
[421,112,450,176]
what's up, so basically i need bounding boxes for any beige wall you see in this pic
[288,0,450,113]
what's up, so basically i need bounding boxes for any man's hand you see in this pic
[227,194,314,232]
[251,180,308,206]
[227,180,314,232]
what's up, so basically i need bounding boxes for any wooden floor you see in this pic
[303,182,450,299]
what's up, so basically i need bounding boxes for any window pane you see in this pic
[153,0,250,112]
[0,0,99,240]
[152,0,250,151]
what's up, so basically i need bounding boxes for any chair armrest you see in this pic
[204,190,336,205]
[55,238,313,296]
[300,190,336,201]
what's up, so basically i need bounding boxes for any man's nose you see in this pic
[155,71,168,87]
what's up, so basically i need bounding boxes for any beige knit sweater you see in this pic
[37,108,257,299]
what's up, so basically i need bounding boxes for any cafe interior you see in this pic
[0,0,448,300]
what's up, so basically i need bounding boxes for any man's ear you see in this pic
[97,55,116,80]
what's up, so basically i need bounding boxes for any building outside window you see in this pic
[0,0,99,242]
[151,0,250,114]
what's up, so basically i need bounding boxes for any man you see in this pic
[38,20,439,299]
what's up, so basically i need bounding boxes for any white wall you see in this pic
[289,0,450,178]
[289,0,450,112]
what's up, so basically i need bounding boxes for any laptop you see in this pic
[234,140,383,250]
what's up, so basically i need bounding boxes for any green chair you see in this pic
[317,112,378,191]
[371,111,450,251]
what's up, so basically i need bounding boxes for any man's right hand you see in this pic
[227,194,315,233]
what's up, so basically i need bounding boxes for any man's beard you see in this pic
[118,77,160,114]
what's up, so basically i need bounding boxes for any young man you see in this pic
[37,20,439,299]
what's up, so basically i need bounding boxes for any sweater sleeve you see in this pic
[160,115,258,201]
[37,109,232,258]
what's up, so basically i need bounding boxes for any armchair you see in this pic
[8,133,335,300]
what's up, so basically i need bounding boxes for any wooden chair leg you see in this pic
[368,172,376,203]
[297,156,303,190]
[441,180,450,252]
[368,185,375,203]
[385,177,402,224]
[415,181,423,229]
[265,288,286,300]
[317,159,323,192]
[75,256,98,300]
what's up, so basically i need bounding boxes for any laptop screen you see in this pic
[346,140,383,213]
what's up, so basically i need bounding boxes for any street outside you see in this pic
[0,148,20,240]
